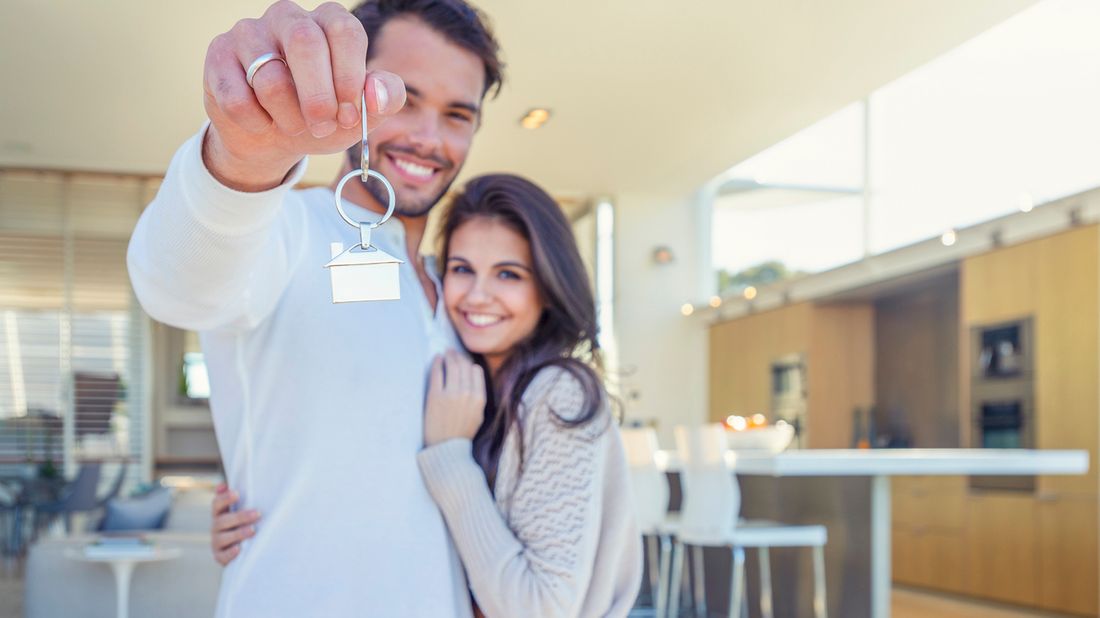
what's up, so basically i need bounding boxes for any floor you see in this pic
[892,587,1068,618]
[0,569,1070,618]
[0,564,22,618]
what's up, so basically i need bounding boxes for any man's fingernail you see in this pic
[374,77,389,114]
[338,102,358,128]
[310,120,337,138]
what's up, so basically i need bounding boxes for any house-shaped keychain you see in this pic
[324,224,403,303]
[324,93,404,304]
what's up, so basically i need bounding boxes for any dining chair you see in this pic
[31,462,102,537]
[669,424,828,618]
[0,480,18,556]
[622,426,679,616]
[96,463,128,509]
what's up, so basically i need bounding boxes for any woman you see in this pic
[211,174,642,617]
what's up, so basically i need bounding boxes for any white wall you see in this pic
[612,191,709,447]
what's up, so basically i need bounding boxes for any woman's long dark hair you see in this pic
[439,174,606,483]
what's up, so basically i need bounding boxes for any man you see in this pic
[127,1,503,615]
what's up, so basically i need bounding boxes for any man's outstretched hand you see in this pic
[202,1,406,191]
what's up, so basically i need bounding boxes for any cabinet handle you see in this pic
[1036,492,1060,503]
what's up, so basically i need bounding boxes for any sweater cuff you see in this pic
[417,439,488,511]
[179,122,309,236]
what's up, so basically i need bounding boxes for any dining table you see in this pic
[657,448,1089,618]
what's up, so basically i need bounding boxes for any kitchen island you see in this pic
[658,448,1089,618]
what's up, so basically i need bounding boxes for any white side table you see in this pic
[65,546,183,618]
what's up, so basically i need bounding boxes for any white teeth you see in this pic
[393,158,433,179]
[466,313,502,327]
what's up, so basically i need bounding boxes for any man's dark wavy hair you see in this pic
[352,0,504,98]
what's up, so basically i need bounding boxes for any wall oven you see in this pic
[970,318,1035,492]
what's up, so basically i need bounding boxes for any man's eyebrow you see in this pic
[451,101,480,115]
[405,85,480,116]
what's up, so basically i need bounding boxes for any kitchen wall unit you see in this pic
[708,302,873,448]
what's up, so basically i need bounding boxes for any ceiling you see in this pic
[0,1,1033,198]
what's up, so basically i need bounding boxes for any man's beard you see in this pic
[348,145,458,219]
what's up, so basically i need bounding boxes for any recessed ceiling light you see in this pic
[1018,193,1034,213]
[520,108,551,129]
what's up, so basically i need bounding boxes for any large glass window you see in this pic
[710,0,1100,289]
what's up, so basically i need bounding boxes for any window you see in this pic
[709,0,1100,289]
[0,170,152,481]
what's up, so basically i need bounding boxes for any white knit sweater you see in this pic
[417,367,643,618]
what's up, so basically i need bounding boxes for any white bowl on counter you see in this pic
[725,422,795,454]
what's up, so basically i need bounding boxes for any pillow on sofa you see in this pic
[98,486,173,531]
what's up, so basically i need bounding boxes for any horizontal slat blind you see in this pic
[0,169,155,488]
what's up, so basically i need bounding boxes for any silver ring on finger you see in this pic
[245,52,288,89]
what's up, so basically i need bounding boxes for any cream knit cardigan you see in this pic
[417,366,643,618]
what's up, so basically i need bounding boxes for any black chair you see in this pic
[97,464,128,508]
[0,480,19,556]
[32,462,102,536]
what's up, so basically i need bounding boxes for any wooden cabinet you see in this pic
[954,225,1099,615]
[1037,493,1099,616]
[1035,226,1099,495]
[895,479,1099,616]
[892,477,969,595]
[965,491,1038,606]
[708,301,873,448]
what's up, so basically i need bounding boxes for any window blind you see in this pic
[0,169,156,488]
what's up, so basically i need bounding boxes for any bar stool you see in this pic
[621,426,679,617]
[669,424,828,618]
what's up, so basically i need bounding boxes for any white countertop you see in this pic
[656,448,1090,477]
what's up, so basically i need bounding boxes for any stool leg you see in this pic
[668,540,684,617]
[758,547,773,618]
[646,534,660,604]
[657,534,672,618]
[681,547,692,614]
[727,546,745,618]
[691,545,707,617]
[812,545,828,618]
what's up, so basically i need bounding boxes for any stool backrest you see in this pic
[620,426,670,534]
[674,424,739,543]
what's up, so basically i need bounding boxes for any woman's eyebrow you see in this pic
[495,261,533,273]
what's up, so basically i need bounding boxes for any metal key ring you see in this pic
[334,168,396,230]
[332,90,396,240]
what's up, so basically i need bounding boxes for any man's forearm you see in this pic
[128,127,304,332]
